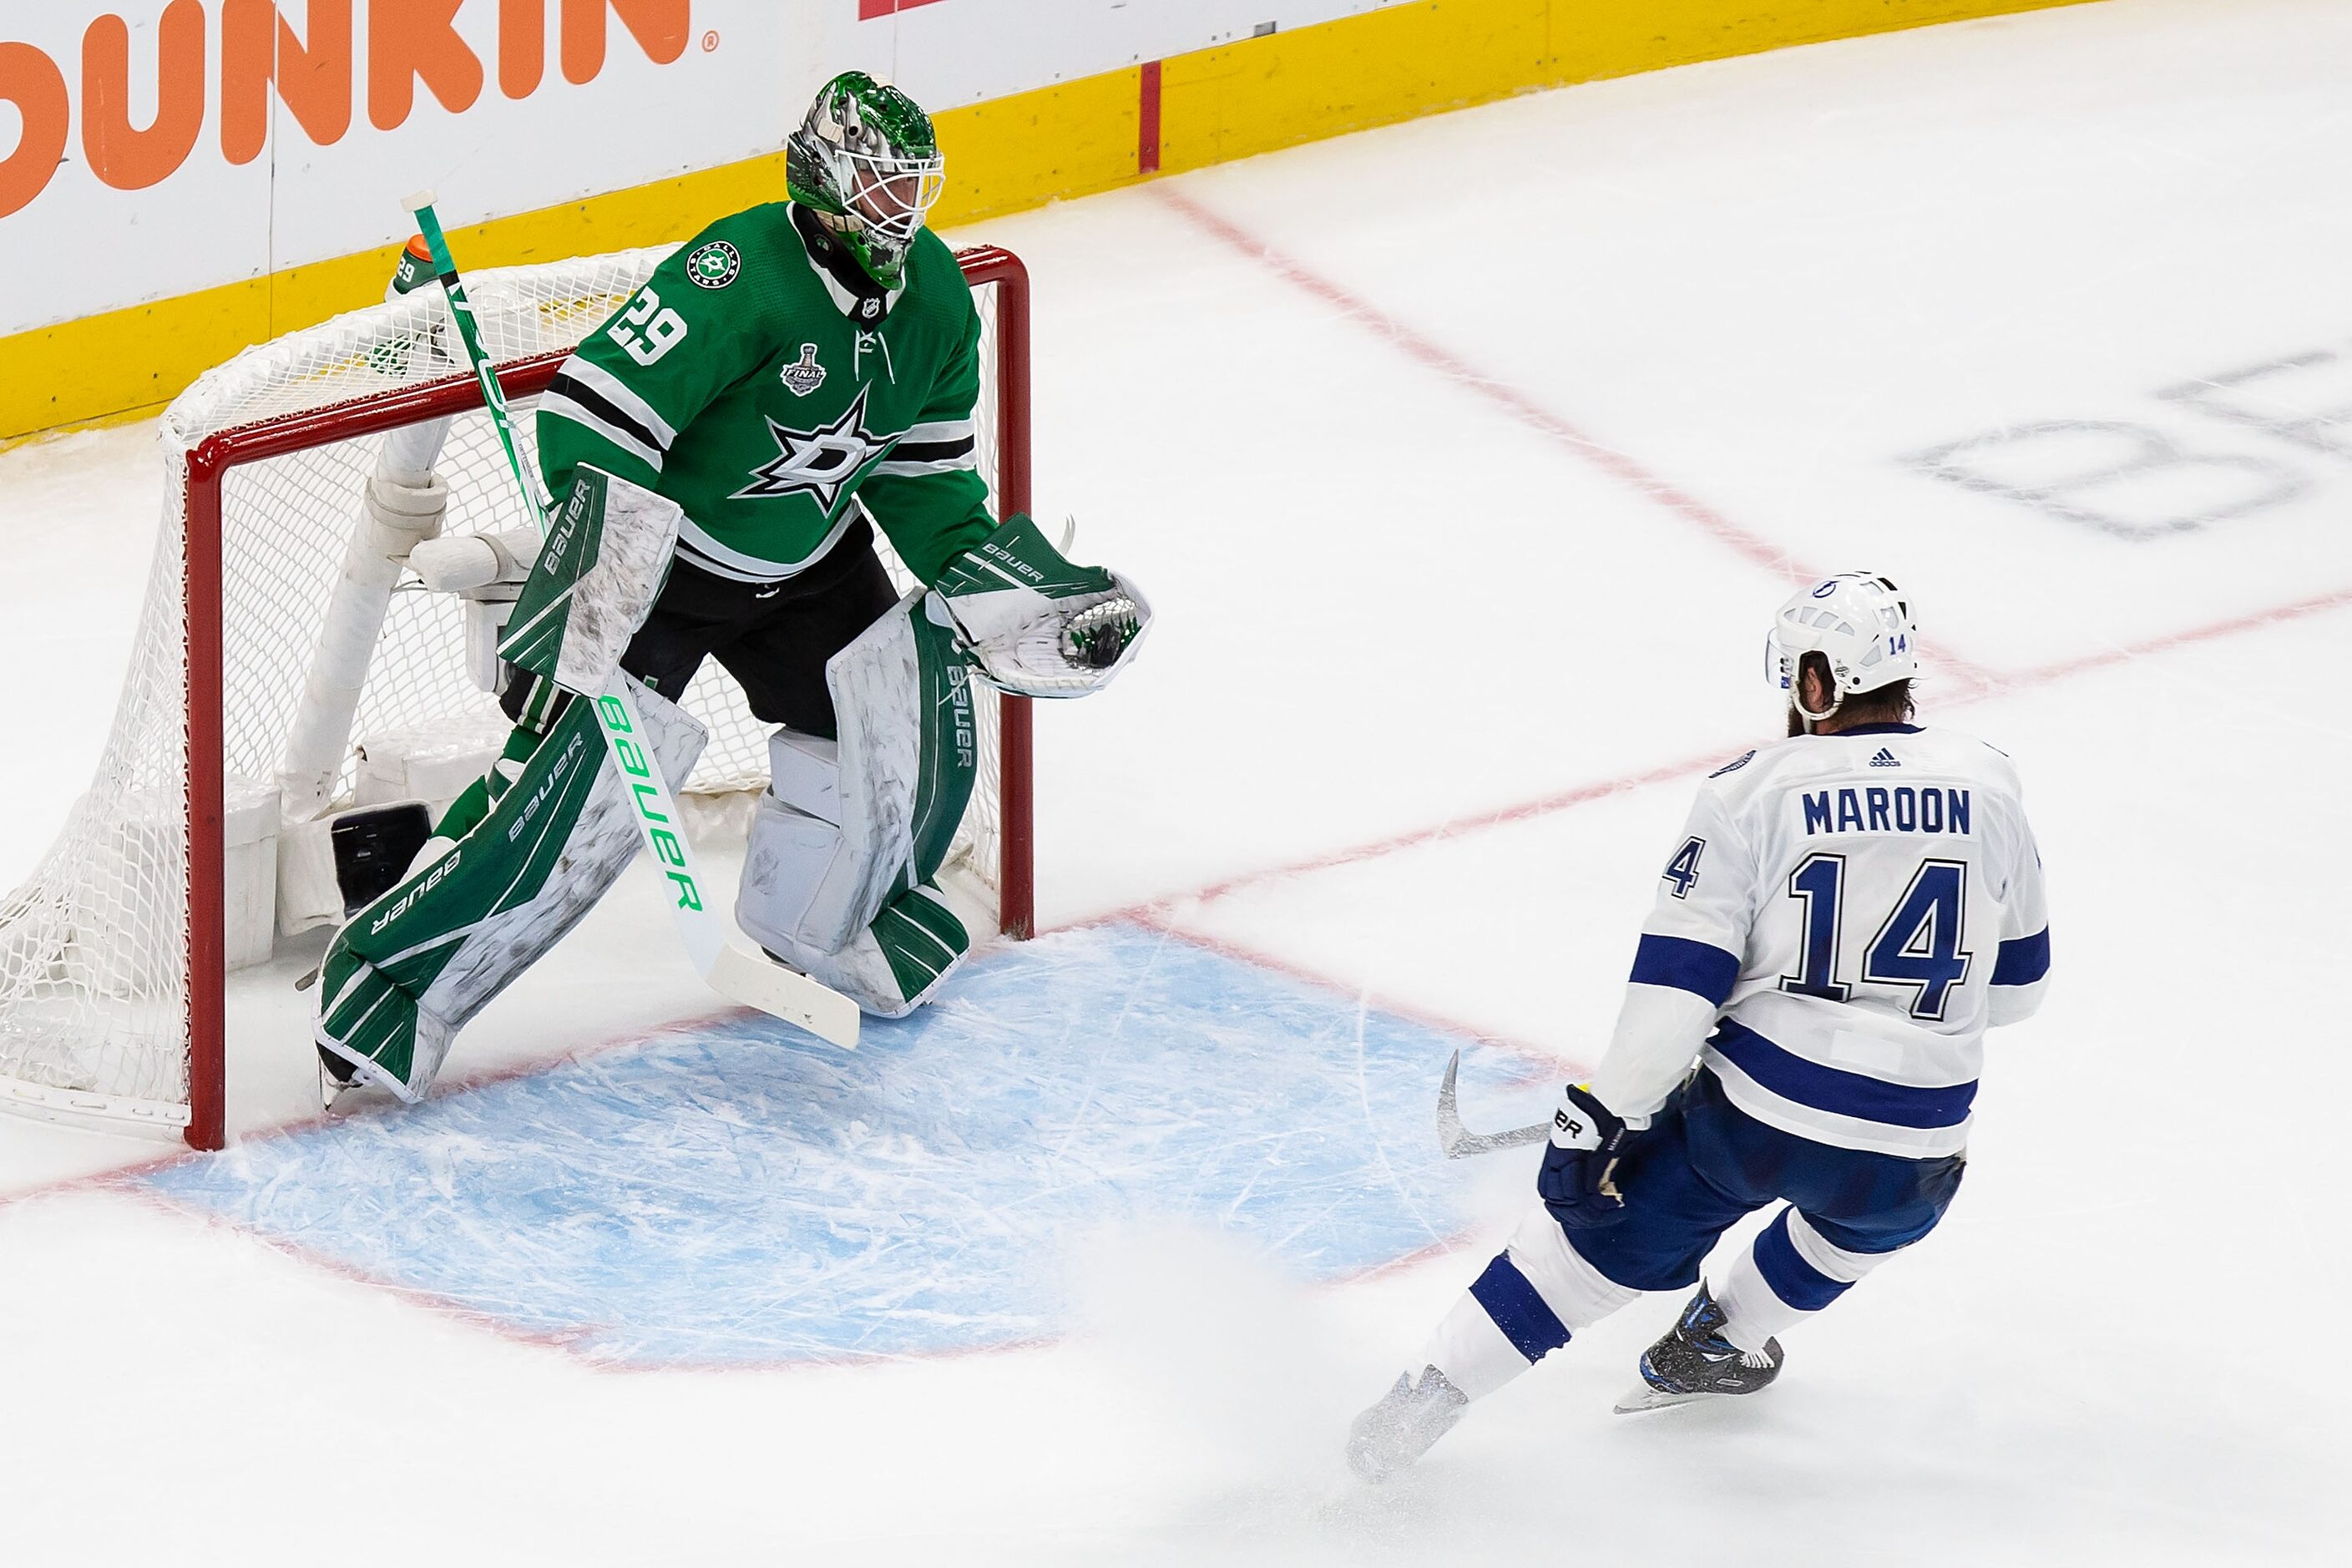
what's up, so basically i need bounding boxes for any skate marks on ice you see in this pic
[129,922,1558,1368]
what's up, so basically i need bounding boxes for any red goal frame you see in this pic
[177,245,1036,1151]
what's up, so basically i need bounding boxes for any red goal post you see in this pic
[1,245,1034,1152]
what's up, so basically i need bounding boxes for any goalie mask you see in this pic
[787,72,946,288]
[1767,572,1918,718]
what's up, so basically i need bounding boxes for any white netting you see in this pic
[0,247,1012,1132]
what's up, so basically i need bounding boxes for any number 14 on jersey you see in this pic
[1779,852,1973,1021]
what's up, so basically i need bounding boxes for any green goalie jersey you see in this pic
[537,203,994,586]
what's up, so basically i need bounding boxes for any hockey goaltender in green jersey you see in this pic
[311,72,1152,1105]
[539,181,994,588]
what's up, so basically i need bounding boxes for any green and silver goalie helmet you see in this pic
[786,71,946,288]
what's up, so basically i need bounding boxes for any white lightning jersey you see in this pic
[1588,723,2050,1159]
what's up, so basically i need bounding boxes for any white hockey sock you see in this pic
[1717,1208,1892,1353]
[1424,1287,1535,1403]
[1420,1203,1644,1402]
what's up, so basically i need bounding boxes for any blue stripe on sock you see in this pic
[1752,1211,1852,1313]
[1468,1254,1571,1363]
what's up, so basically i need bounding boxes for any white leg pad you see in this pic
[738,591,979,967]
[738,730,868,959]
[764,880,974,1019]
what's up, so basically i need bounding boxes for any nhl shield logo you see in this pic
[779,344,827,397]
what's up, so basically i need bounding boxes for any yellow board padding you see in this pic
[933,66,1147,229]
[0,159,805,444]
[0,94,1107,444]
[1157,0,2097,175]
[0,0,2096,443]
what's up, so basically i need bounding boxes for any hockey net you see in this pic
[0,245,1034,1149]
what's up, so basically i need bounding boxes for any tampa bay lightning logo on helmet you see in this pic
[1768,572,1919,699]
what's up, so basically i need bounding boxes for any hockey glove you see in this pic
[1536,1084,1632,1229]
[928,514,1151,697]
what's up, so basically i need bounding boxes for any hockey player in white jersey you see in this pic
[1348,573,2051,1480]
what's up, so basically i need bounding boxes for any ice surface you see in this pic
[3,1,2349,1562]
[135,924,1552,1367]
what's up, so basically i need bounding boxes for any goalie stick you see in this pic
[1435,1050,1552,1158]
[404,191,860,1049]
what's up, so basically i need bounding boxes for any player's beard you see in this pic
[1786,704,1808,737]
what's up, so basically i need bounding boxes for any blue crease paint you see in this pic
[138,923,1555,1366]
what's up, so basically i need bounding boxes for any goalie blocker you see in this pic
[316,468,1151,1100]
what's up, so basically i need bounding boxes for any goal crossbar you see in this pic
[27,245,1036,1151]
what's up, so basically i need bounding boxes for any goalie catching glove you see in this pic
[928,514,1151,697]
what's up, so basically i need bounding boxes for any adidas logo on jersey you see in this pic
[1869,748,1901,767]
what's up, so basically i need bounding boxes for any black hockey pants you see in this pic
[500,517,898,739]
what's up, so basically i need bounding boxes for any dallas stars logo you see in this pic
[685,240,741,289]
[730,385,893,511]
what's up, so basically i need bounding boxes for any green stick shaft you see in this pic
[392,194,713,987]
[405,191,552,523]
[382,192,857,1044]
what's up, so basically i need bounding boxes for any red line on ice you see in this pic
[1990,581,2352,694]
[1125,906,1591,1078]
[1083,579,2352,927]
[1151,185,1794,577]
[1149,183,2002,694]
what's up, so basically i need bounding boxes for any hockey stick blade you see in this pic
[588,672,863,1044]
[1436,1050,1553,1159]
[706,943,861,1049]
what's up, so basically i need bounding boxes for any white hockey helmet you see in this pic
[1767,573,1918,714]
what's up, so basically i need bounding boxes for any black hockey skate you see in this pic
[1615,1285,1783,1414]
[1347,1365,1469,1482]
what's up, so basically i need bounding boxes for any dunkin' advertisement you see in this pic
[0,1,1399,338]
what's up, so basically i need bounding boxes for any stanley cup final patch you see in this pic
[685,240,741,289]
[780,344,827,396]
